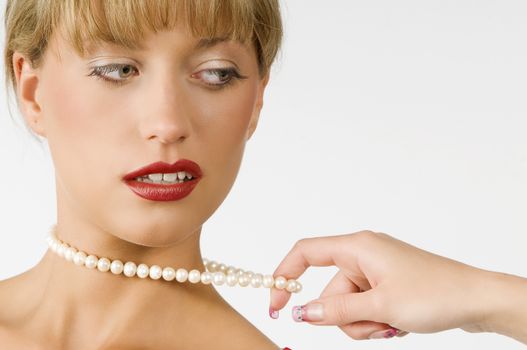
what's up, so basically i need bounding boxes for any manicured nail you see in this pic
[291,303,324,322]
[269,306,279,319]
[368,328,399,339]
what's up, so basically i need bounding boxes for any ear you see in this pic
[12,52,46,137]
[246,71,270,141]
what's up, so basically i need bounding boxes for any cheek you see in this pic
[44,77,123,142]
[196,84,258,150]
[41,70,127,196]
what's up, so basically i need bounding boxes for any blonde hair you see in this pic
[3,0,283,126]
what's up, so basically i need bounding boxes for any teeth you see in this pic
[135,172,194,184]
[148,173,163,181]
[163,173,178,182]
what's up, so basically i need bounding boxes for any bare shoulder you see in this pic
[199,302,282,350]
[0,326,43,350]
[0,271,33,323]
[0,277,19,338]
[0,295,38,349]
[0,275,18,322]
[0,273,43,349]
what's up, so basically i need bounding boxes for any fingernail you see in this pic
[291,302,324,322]
[368,328,399,339]
[269,306,279,319]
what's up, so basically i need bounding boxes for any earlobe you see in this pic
[13,53,46,137]
[246,111,260,141]
[246,72,271,141]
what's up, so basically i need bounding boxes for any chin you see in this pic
[107,222,190,248]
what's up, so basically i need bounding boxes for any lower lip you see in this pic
[124,178,200,201]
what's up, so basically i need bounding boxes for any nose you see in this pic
[139,81,192,145]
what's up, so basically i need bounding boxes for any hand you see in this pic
[269,231,518,341]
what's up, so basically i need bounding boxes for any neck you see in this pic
[22,211,232,347]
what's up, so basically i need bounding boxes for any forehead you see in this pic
[44,28,257,71]
[51,0,257,58]
[82,35,251,55]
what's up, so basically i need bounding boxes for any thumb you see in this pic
[292,290,380,326]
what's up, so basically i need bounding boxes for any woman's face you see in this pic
[15,23,268,246]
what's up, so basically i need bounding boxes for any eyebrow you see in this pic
[84,36,238,54]
[194,37,231,50]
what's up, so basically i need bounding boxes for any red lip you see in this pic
[123,160,203,181]
[122,160,202,202]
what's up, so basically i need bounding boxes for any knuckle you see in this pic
[293,238,309,250]
[333,295,352,324]
[349,230,379,246]
[359,230,377,238]
[370,290,389,319]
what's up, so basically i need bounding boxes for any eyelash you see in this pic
[86,63,247,90]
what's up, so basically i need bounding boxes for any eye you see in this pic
[87,63,138,85]
[192,67,248,89]
[87,64,248,89]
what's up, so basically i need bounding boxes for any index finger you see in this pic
[270,234,352,312]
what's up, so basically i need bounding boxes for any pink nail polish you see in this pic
[368,328,400,339]
[292,303,324,322]
[269,306,279,319]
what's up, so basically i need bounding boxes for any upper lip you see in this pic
[122,160,203,181]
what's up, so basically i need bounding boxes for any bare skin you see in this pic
[1,21,282,350]
[0,249,280,349]
[270,231,527,344]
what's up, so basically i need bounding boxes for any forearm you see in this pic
[478,269,527,344]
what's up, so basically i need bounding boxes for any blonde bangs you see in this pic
[4,0,282,113]
[58,0,256,55]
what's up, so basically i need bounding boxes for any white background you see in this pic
[1,0,526,349]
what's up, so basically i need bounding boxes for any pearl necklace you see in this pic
[46,226,302,294]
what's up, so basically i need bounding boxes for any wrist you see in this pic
[472,269,527,344]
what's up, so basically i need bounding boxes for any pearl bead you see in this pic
[58,243,69,257]
[65,247,77,261]
[46,228,302,294]
[212,271,226,285]
[218,263,227,273]
[262,274,275,288]
[200,271,212,284]
[149,265,162,280]
[226,272,238,286]
[84,255,98,269]
[274,276,287,289]
[188,269,201,283]
[295,281,303,292]
[123,261,137,277]
[110,260,124,274]
[208,261,218,272]
[250,273,263,288]
[162,267,176,281]
[73,251,87,266]
[175,268,189,283]
[286,279,298,292]
[97,257,111,272]
[238,273,250,287]
[136,263,149,278]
